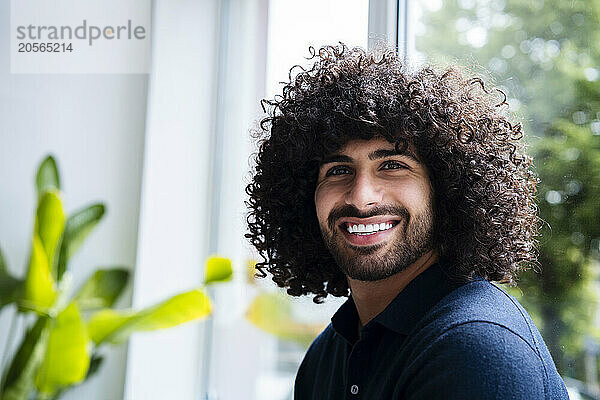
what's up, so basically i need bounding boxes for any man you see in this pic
[246,43,569,399]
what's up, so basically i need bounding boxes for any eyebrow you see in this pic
[320,148,421,166]
[368,149,420,163]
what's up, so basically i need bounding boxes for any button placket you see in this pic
[346,335,370,398]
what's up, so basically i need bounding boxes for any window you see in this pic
[409,0,600,395]
[265,0,370,98]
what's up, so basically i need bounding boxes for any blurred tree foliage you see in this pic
[415,0,600,379]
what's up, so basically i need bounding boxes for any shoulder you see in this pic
[419,280,542,352]
[303,322,338,356]
[401,280,569,399]
[403,321,548,399]
[295,323,338,378]
[294,323,339,398]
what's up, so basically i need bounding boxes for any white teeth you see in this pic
[346,221,395,234]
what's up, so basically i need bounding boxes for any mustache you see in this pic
[327,204,409,231]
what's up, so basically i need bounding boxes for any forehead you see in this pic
[337,137,397,154]
[325,137,421,163]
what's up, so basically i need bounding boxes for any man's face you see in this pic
[314,137,435,281]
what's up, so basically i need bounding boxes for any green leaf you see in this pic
[35,156,60,197]
[86,310,131,345]
[35,303,90,395]
[88,289,212,345]
[74,268,130,310]
[0,245,6,274]
[55,204,105,281]
[85,354,104,380]
[204,256,233,284]
[246,292,325,347]
[35,191,65,271]
[22,235,57,313]
[0,245,23,310]
[1,317,50,400]
[0,274,23,310]
[44,353,104,400]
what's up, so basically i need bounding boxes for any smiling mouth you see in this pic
[338,220,401,236]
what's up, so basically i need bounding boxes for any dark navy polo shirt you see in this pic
[294,262,569,399]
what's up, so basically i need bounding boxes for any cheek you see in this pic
[314,183,339,223]
[314,187,328,222]
[390,181,432,210]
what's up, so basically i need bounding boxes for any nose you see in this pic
[345,171,383,209]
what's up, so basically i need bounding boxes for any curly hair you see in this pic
[246,43,540,303]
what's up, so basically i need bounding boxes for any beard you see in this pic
[320,203,435,281]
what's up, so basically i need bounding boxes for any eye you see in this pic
[325,165,352,177]
[380,160,408,170]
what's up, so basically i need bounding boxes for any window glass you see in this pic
[266,0,369,98]
[411,0,600,393]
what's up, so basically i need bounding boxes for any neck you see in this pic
[347,249,438,328]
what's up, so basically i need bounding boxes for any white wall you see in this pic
[0,1,148,399]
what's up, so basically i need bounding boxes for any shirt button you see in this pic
[350,384,359,395]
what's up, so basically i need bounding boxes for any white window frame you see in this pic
[125,0,268,399]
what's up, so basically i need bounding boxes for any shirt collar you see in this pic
[331,260,460,343]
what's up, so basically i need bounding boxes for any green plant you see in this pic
[246,290,326,348]
[0,156,233,400]
[244,261,326,348]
